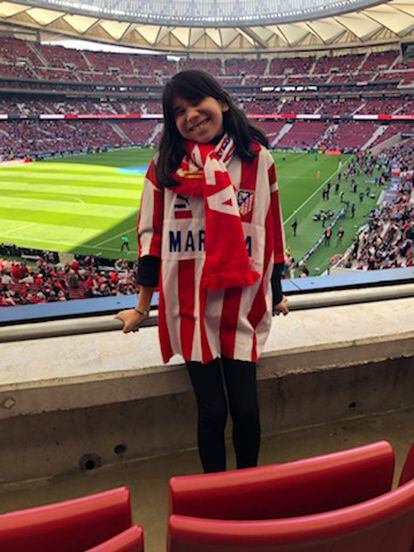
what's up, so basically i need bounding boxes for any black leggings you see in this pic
[186,356,260,473]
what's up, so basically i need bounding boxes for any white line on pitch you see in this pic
[0,235,131,254]
[0,223,35,236]
[93,226,136,247]
[283,156,352,226]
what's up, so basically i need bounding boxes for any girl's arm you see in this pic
[115,284,155,333]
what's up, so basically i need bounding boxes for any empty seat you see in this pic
[400,442,414,486]
[168,477,414,552]
[0,487,132,552]
[169,441,394,519]
[85,525,144,552]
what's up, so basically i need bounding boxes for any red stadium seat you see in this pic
[169,441,394,519]
[167,478,414,552]
[400,442,414,486]
[0,487,132,552]
[85,525,144,552]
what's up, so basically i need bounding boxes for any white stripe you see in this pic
[233,278,261,361]
[193,145,202,167]
[163,260,182,357]
[255,257,274,357]
[137,176,155,256]
[204,287,225,362]
[190,260,204,362]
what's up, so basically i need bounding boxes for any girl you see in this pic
[116,70,288,473]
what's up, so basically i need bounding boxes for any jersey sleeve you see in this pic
[267,155,286,264]
[137,159,164,259]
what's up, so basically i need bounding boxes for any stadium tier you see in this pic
[1,38,413,160]
[1,38,414,86]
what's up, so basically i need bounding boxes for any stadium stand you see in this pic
[0,254,139,306]
[1,39,413,159]
[338,139,413,271]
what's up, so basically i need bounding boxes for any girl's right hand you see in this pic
[115,309,148,333]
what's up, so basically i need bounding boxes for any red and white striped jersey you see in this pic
[137,145,285,364]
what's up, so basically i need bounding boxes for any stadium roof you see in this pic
[0,0,413,52]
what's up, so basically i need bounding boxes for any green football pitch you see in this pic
[0,147,381,275]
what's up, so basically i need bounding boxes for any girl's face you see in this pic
[172,95,229,144]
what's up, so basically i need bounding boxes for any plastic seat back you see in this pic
[168,478,414,552]
[0,487,132,552]
[85,525,144,552]
[400,442,414,486]
[169,441,394,519]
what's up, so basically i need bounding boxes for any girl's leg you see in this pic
[221,356,260,469]
[186,358,228,473]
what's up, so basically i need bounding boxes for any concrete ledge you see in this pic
[0,294,413,483]
[1,295,413,419]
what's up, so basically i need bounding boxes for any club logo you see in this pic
[237,190,255,216]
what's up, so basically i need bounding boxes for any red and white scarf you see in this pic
[172,134,260,291]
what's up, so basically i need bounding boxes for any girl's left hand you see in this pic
[273,296,289,317]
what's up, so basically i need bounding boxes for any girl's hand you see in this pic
[273,296,289,317]
[115,309,148,333]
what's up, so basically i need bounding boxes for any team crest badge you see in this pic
[237,190,255,216]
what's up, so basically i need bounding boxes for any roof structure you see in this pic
[0,0,413,52]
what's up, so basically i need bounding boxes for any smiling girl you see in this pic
[116,70,288,473]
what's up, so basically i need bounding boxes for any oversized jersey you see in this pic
[137,145,285,364]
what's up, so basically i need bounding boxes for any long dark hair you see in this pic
[156,70,268,188]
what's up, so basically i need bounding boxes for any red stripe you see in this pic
[268,164,277,187]
[240,154,259,223]
[146,160,158,187]
[158,264,173,363]
[137,209,142,258]
[251,333,257,363]
[175,210,192,219]
[149,187,163,256]
[220,288,242,359]
[199,287,214,364]
[178,259,196,361]
[271,189,285,262]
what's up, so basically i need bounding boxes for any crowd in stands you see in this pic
[1,96,413,119]
[338,140,413,271]
[0,120,131,158]
[1,37,413,87]
[1,90,413,159]
[1,118,413,159]
[0,254,139,307]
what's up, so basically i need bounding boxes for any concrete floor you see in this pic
[0,406,413,552]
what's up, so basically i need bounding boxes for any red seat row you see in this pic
[0,440,413,551]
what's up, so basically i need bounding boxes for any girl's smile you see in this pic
[173,96,229,143]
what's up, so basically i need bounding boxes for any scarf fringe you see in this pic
[201,269,260,291]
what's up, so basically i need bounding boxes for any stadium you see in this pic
[0,0,413,548]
